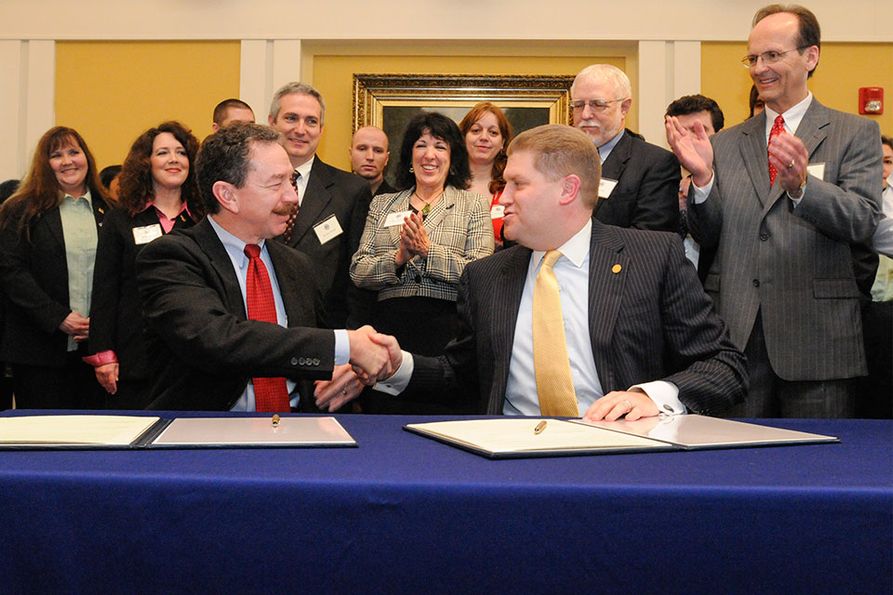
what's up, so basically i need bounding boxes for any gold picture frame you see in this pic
[352,72,574,136]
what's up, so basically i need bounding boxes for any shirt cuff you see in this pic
[82,350,118,367]
[373,351,414,395]
[334,329,349,365]
[690,173,714,205]
[630,380,686,415]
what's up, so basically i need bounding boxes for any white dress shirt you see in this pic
[378,220,685,416]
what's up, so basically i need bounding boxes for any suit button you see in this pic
[414,275,422,283]
[290,357,298,366]
[752,279,760,287]
[312,358,320,366]
[299,357,307,366]
[759,232,770,241]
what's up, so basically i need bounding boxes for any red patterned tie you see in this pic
[282,171,301,243]
[768,114,785,185]
[244,244,290,412]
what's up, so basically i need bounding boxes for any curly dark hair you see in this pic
[117,121,201,217]
[395,112,470,192]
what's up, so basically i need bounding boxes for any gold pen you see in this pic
[534,420,547,435]
[272,414,281,428]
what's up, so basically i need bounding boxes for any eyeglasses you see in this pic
[570,98,627,112]
[740,46,808,68]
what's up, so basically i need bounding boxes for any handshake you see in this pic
[313,325,402,411]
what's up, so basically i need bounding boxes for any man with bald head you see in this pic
[571,64,680,233]
[667,4,882,418]
[350,126,394,196]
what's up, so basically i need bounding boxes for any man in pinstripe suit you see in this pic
[317,124,747,419]
[667,5,882,417]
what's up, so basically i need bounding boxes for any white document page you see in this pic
[0,415,161,445]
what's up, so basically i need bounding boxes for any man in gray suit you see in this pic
[666,4,882,417]
[316,125,747,420]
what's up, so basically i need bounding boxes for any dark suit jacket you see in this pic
[88,206,198,381]
[0,188,108,366]
[280,157,373,328]
[596,129,681,233]
[136,218,336,411]
[374,179,396,197]
[408,220,747,415]
[687,99,881,381]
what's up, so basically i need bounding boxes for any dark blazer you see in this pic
[88,206,197,383]
[596,129,681,233]
[280,157,373,328]
[687,99,881,381]
[374,179,396,197]
[0,190,108,366]
[408,221,747,415]
[136,218,336,411]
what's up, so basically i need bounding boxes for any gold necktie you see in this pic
[533,250,578,416]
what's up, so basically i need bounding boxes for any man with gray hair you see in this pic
[268,82,373,328]
[571,64,680,233]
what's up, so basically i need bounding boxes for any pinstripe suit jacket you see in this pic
[408,220,747,415]
[350,186,494,302]
[686,99,882,381]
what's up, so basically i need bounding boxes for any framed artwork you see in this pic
[352,73,575,185]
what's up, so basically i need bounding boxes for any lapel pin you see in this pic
[611,264,622,274]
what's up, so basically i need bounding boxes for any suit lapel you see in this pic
[492,247,530,402]
[291,158,333,245]
[794,99,830,164]
[421,186,458,232]
[268,241,309,326]
[387,190,413,246]
[738,113,772,208]
[599,130,632,181]
[587,221,628,391]
[194,219,247,319]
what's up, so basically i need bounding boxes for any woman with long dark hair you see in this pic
[84,121,201,408]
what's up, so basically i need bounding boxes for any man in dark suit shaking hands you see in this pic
[136,123,392,411]
[317,124,747,420]
[268,82,374,328]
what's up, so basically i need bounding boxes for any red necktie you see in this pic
[244,244,290,412]
[768,114,785,185]
[282,171,301,243]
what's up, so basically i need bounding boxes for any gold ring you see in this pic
[787,161,795,169]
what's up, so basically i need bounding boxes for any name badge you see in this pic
[807,162,825,180]
[383,210,413,228]
[490,204,505,219]
[598,178,619,199]
[313,214,344,245]
[132,224,163,245]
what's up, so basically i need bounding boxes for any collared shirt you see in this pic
[293,155,315,207]
[147,200,192,233]
[58,189,98,352]
[693,92,814,206]
[598,129,625,164]
[378,220,685,416]
[207,216,348,411]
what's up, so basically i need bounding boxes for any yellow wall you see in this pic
[308,45,633,171]
[56,41,241,170]
[702,42,893,132]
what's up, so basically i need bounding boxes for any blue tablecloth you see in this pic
[0,412,890,594]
